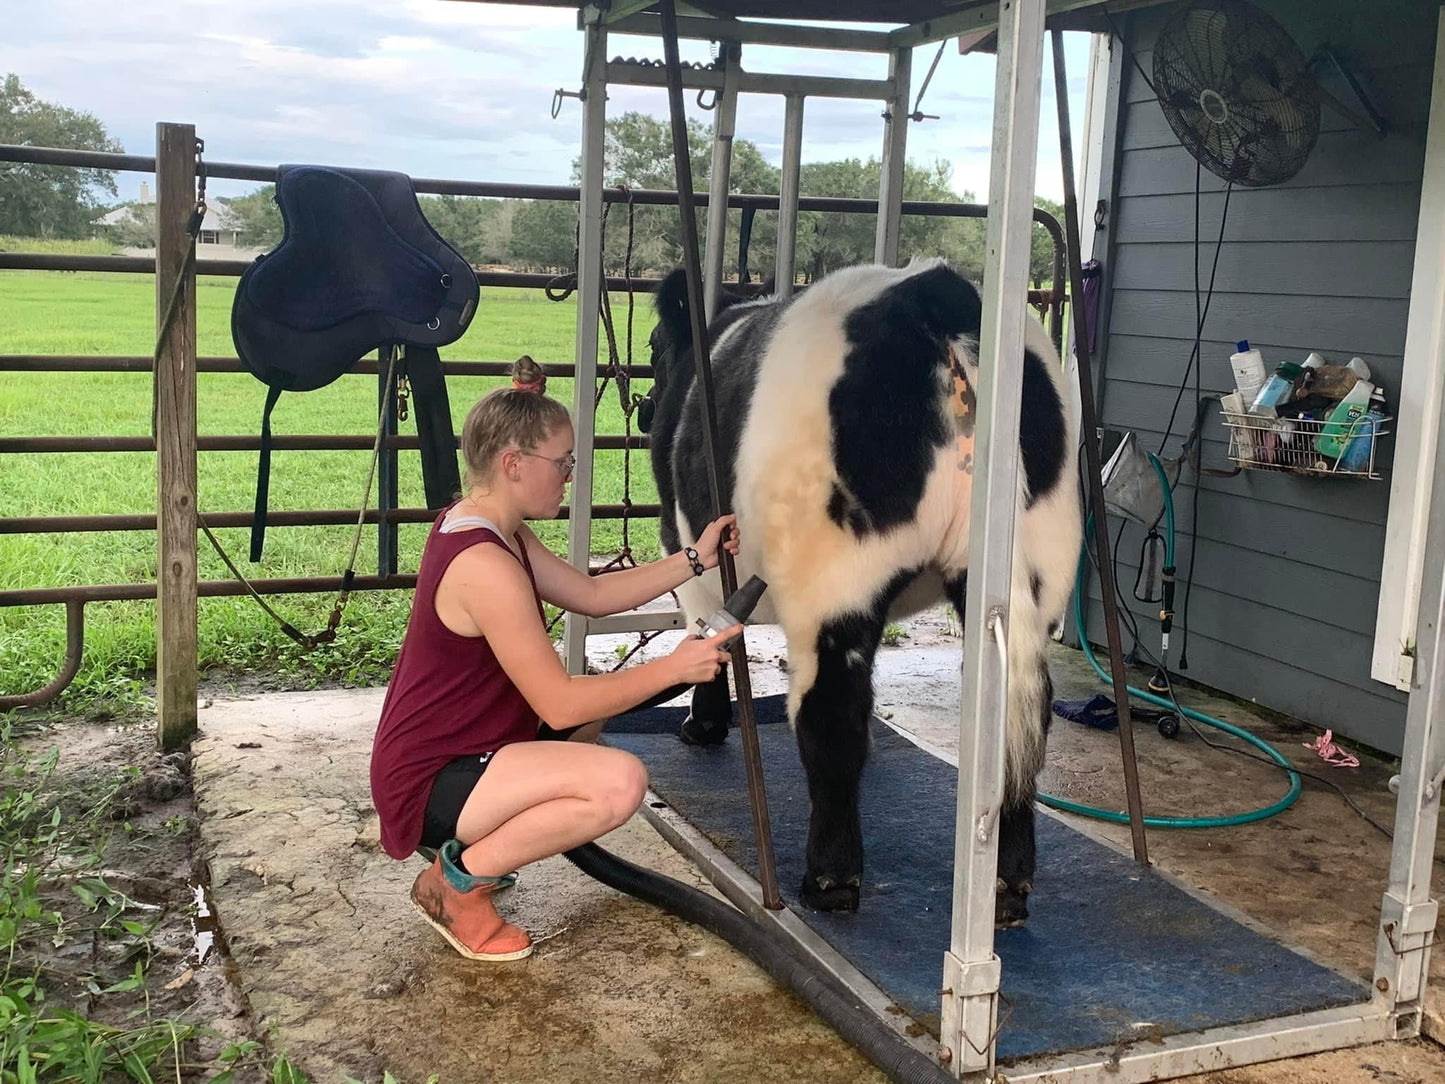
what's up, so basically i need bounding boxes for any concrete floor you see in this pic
[191,605,1445,1083]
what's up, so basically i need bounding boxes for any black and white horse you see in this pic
[643,258,1081,926]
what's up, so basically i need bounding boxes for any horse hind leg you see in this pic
[946,570,1051,929]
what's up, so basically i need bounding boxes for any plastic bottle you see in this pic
[1338,387,1387,472]
[1230,340,1268,404]
[1316,379,1375,458]
[1250,360,1305,417]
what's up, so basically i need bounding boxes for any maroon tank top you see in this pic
[370,505,545,859]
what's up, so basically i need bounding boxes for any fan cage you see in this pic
[1152,0,1320,187]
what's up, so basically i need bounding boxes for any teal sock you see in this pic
[439,839,515,891]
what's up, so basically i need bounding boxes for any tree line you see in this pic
[2,74,1065,288]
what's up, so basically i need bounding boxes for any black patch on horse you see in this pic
[646,272,749,552]
[1020,347,1067,507]
[827,265,981,536]
[670,304,782,544]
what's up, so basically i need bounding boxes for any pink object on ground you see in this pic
[1303,729,1359,768]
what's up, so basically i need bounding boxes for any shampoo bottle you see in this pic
[1338,387,1387,472]
[1316,379,1375,458]
[1230,340,1268,404]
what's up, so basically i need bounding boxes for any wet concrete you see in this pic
[192,604,1445,1082]
[193,689,879,1083]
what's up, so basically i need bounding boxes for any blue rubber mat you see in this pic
[605,695,1368,1063]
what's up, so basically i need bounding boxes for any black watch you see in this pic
[683,546,705,577]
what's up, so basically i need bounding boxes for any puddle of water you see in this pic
[191,882,217,966]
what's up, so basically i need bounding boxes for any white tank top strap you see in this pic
[440,513,504,536]
[439,511,524,563]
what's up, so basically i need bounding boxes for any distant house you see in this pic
[94,181,255,254]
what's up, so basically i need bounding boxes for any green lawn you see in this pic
[0,251,663,705]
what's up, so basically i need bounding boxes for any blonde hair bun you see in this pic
[459,355,570,491]
[511,355,546,394]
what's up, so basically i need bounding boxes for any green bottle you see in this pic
[1315,379,1375,459]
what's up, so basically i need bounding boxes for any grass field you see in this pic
[0,240,664,706]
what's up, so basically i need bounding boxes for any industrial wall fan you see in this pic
[1152,0,1320,187]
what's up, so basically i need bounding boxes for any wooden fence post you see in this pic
[154,122,198,751]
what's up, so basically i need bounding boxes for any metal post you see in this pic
[1052,31,1149,863]
[154,122,199,752]
[659,0,782,912]
[875,46,911,266]
[940,0,1046,1076]
[377,346,398,578]
[704,41,742,323]
[1373,371,1445,1028]
[774,94,804,297]
[563,20,608,676]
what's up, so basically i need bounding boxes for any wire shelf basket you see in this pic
[1221,410,1392,480]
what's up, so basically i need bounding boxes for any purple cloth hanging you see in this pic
[1077,258,1103,359]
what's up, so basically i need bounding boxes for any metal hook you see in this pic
[696,87,718,111]
[552,87,584,120]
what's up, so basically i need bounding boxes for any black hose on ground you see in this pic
[564,841,959,1084]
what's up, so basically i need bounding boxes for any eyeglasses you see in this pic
[519,451,576,477]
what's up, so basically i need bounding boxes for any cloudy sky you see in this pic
[5,0,1093,207]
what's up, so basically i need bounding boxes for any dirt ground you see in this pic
[11,600,1444,1083]
[7,717,256,1078]
[175,605,1445,1083]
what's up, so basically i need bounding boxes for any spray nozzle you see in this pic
[695,575,768,646]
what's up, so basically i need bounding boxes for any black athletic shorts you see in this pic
[417,721,587,850]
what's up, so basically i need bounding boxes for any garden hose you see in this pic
[1036,454,1303,828]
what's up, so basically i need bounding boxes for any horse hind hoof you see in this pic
[994,897,1030,930]
[678,714,728,746]
[800,876,860,913]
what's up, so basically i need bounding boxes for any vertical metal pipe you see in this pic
[659,0,782,912]
[563,21,608,676]
[705,42,742,323]
[775,94,805,298]
[1372,8,1445,1024]
[874,47,911,266]
[940,0,1046,1075]
[1373,259,1445,1015]
[377,346,399,578]
[1052,30,1149,863]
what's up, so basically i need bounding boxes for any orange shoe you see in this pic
[409,839,532,961]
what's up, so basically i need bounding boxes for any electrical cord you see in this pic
[1103,8,1235,672]
[1150,650,1445,868]
[1083,523,1442,863]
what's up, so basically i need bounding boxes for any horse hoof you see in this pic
[994,895,1029,929]
[800,877,860,913]
[679,714,728,746]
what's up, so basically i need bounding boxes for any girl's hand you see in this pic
[693,513,741,570]
[668,628,740,684]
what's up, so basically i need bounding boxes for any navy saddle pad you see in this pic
[231,165,479,560]
[232,164,478,391]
